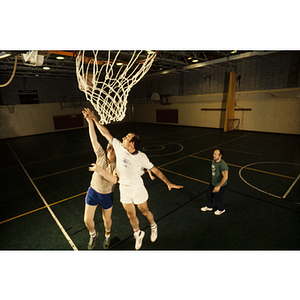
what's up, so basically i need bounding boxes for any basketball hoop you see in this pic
[76,50,157,124]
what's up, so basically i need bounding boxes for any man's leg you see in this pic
[120,182,143,249]
[214,186,227,213]
[206,184,214,208]
[137,201,157,242]
[102,207,112,233]
[122,202,139,230]
[84,203,98,250]
[122,202,145,250]
[137,201,154,225]
[201,185,214,211]
[84,203,97,233]
[102,207,112,249]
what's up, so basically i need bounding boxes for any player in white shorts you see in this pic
[83,108,183,250]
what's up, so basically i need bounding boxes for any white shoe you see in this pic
[201,206,213,212]
[88,232,98,250]
[103,236,110,249]
[134,230,145,250]
[150,224,158,242]
[214,209,226,215]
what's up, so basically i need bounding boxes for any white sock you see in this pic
[151,223,157,229]
[90,231,96,238]
[134,228,140,236]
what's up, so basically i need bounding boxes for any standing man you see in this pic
[201,149,228,215]
[83,108,183,250]
[83,109,118,250]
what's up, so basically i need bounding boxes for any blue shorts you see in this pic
[85,187,113,210]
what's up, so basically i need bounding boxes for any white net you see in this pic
[76,50,157,124]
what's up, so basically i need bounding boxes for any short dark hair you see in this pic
[130,133,140,152]
[215,149,223,157]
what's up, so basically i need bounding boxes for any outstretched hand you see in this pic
[167,183,184,191]
[82,108,97,120]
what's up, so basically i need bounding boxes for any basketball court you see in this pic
[1,46,300,300]
[1,123,299,251]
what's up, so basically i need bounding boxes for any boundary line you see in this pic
[239,162,300,199]
[0,192,86,225]
[32,164,90,180]
[283,174,300,199]
[221,148,263,156]
[159,167,209,185]
[190,156,296,180]
[0,149,92,172]
[158,132,253,168]
[7,142,78,251]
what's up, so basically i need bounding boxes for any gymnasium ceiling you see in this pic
[0,50,277,80]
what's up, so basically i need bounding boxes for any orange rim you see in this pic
[43,50,158,66]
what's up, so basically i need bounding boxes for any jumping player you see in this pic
[83,109,118,250]
[83,108,183,250]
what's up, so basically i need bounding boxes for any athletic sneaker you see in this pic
[134,230,145,250]
[150,223,158,242]
[88,232,98,250]
[103,237,110,250]
[201,206,213,212]
[214,209,226,215]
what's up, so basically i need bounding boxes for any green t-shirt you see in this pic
[211,159,228,187]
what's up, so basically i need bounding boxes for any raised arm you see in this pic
[83,110,100,153]
[82,108,113,143]
[151,167,183,191]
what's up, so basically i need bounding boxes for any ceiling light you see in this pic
[43,66,50,70]
[116,62,123,66]
[230,50,237,54]
[192,59,198,63]
[56,56,64,60]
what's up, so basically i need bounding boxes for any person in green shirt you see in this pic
[201,149,228,215]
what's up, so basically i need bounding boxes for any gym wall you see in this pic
[129,51,300,135]
[0,51,300,139]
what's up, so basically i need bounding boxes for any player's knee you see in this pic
[126,210,136,219]
[139,207,149,216]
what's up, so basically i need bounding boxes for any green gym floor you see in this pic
[1,123,300,251]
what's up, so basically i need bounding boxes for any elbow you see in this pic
[151,166,158,175]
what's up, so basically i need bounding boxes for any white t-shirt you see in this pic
[112,137,154,186]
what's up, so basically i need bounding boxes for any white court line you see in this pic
[282,173,300,199]
[7,142,78,251]
[32,164,90,180]
[239,161,300,200]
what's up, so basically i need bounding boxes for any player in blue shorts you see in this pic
[83,108,183,250]
[83,109,118,250]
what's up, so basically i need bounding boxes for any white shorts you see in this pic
[119,184,148,205]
